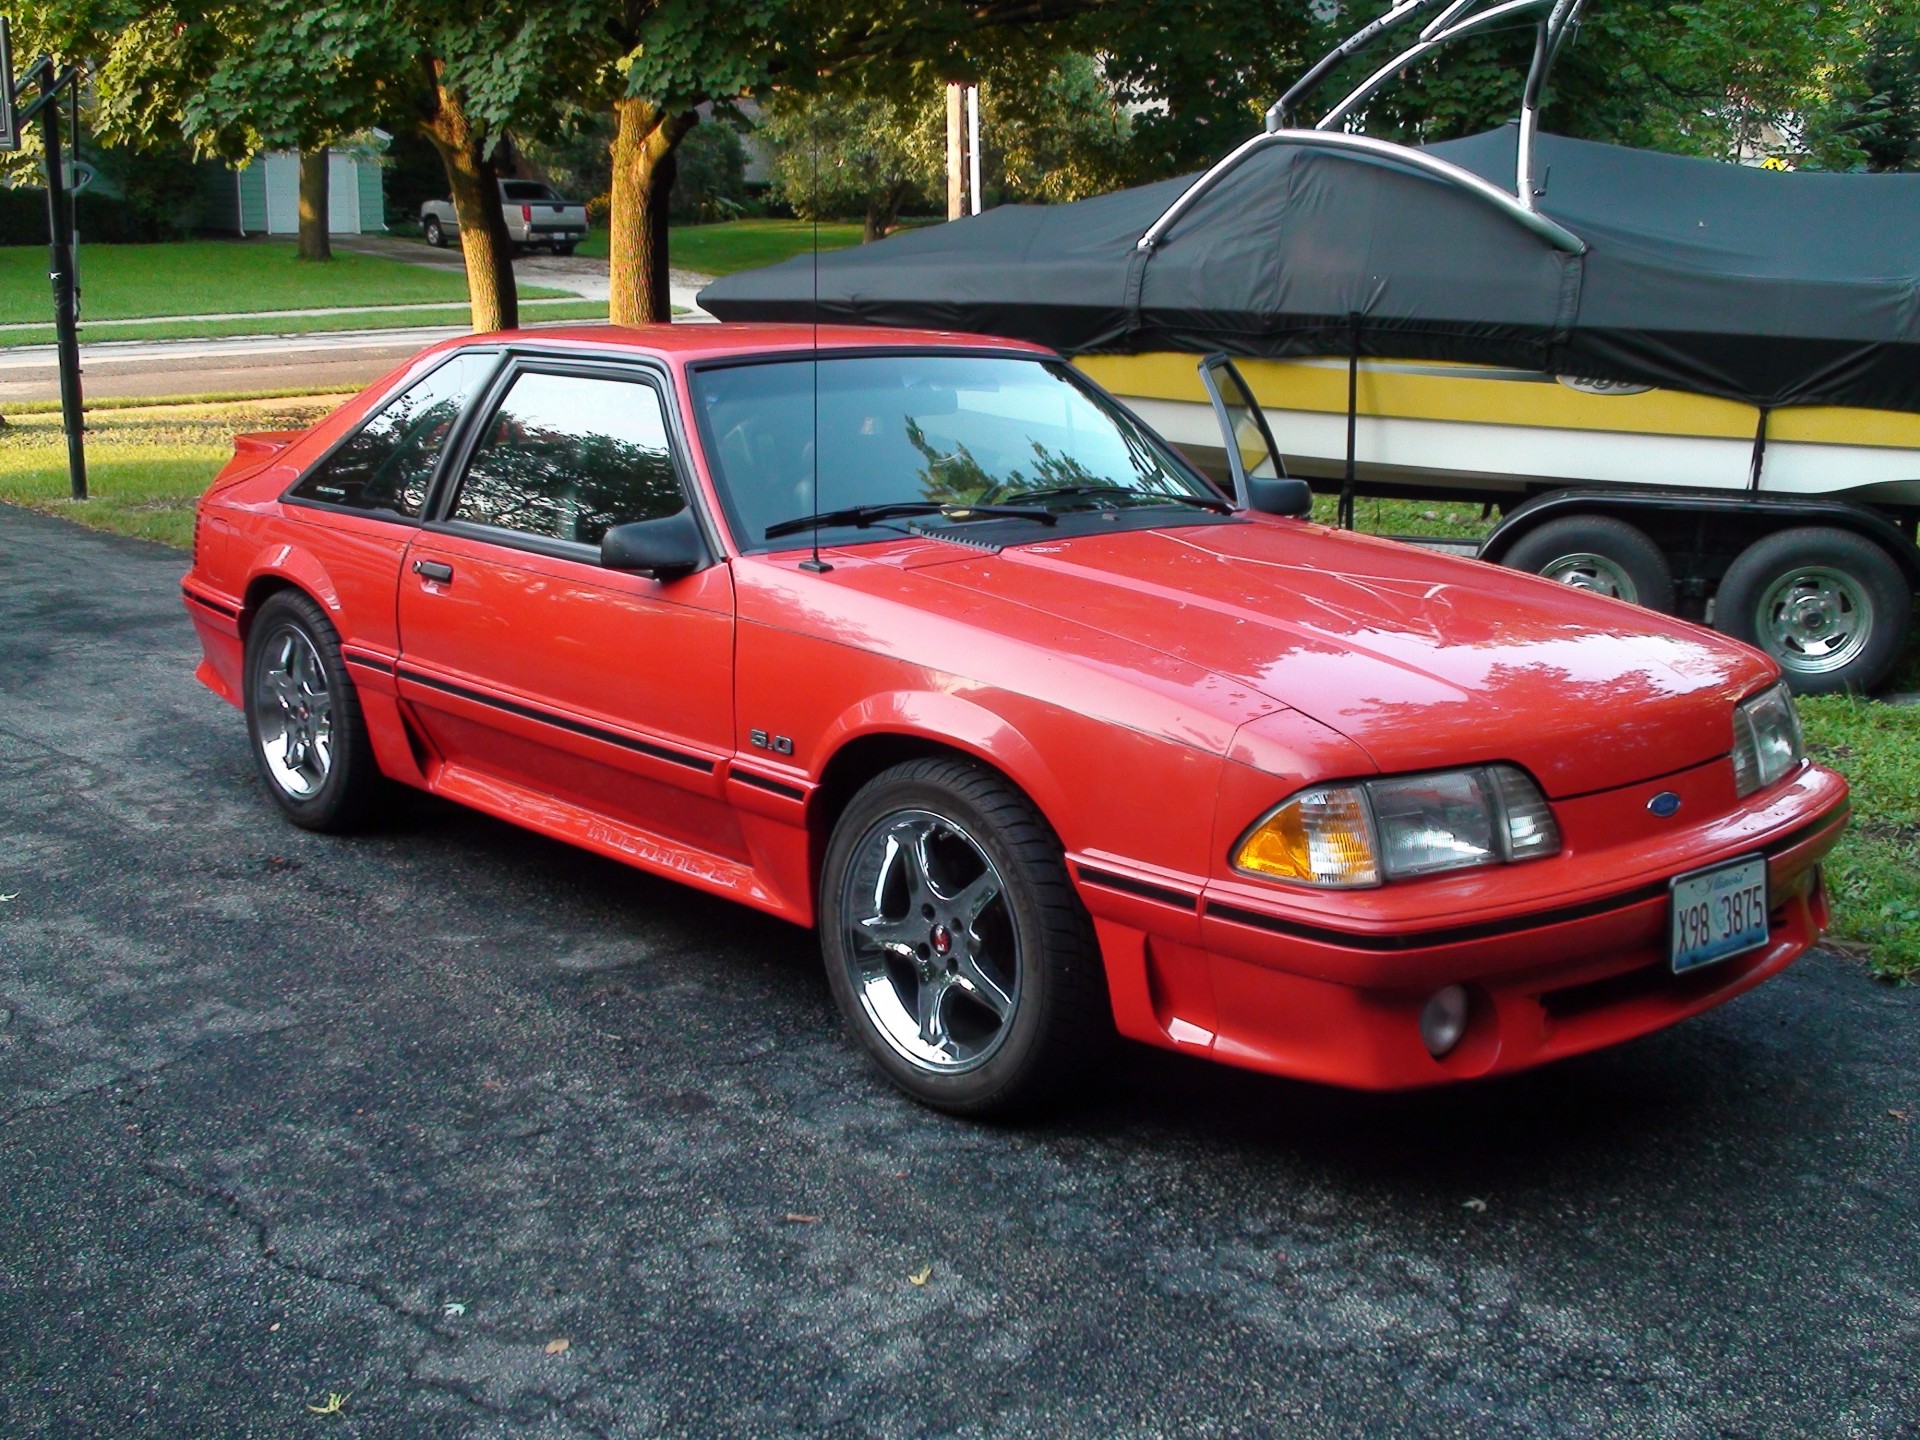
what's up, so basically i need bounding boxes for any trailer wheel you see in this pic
[1714,526,1910,695]
[1500,515,1675,612]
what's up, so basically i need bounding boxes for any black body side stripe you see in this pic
[1206,804,1849,951]
[730,769,807,801]
[182,586,241,618]
[1078,866,1200,912]
[396,668,716,773]
[342,651,396,676]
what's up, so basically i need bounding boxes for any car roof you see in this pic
[431,322,1056,366]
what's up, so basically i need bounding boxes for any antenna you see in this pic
[798,38,831,574]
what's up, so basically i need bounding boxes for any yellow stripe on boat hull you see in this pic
[1074,352,1920,450]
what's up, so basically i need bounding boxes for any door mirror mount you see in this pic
[1197,353,1289,509]
[601,510,707,580]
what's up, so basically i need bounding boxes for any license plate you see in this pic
[1669,855,1769,974]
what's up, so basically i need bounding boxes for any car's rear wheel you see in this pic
[555,244,577,257]
[423,217,445,248]
[1501,514,1675,612]
[819,758,1106,1116]
[1714,526,1910,694]
[244,591,381,832]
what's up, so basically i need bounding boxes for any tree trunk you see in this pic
[608,98,695,326]
[421,77,518,332]
[296,148,331,261]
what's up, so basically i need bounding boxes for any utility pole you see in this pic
[944,81,983,220]
[1,16,87,501]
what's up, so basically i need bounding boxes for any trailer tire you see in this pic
[1714,526,1909,695]
[1500,515,1675,613]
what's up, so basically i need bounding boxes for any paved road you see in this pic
[1,504,1916,1439]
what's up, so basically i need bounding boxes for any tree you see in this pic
[761,53,1129,240]
[760,84,941,240]
[1801,1,1920,170]
[1274,1,1851,162]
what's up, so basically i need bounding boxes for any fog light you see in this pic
[1420,985,1470,1058]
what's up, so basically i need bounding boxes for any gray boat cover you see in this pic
[700,126,1920,414]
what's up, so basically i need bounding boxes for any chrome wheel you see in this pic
[251,625,334,800]
[840,809,1019,1074]
[1756,566,1873,677]
[1540,551,1637,602]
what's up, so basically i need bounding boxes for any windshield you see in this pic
[690,354,1223,551]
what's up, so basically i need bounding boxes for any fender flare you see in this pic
[242,544,346,633]
[811,689,1077,843]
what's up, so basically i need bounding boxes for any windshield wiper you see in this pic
[764,501,1057,540]
[1006,484,1234,516]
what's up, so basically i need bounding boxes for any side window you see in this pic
[290,352,493,518]
[449,372,685,548]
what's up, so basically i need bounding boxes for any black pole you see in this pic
[1340,313,1361,531]
[37,67,85,501]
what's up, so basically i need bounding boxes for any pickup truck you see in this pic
[420,179,589,256]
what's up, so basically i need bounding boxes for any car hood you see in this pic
[900,520,1771,797]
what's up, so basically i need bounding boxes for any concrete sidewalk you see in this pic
[334,233,716,316]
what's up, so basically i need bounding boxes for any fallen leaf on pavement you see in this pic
[1891,1110,1910,1121]
[306,1392,349,1416]
[442,1302,466,1318]
[1462,1198,1488,1212]
[783,1214,822,1224]
[545,1338,570,1355]
[909,1265,933,1286]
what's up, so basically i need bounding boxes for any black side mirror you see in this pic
[1247,476,1313,517]
[601,510,707,580]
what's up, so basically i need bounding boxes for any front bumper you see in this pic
[1076,762,1849,1089]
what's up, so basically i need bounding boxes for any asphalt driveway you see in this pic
[1,503,1915,1438]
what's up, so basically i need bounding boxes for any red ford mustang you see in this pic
[183,324,1849,1114]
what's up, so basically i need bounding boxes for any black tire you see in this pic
[554,244,577,257]
[1500,514,1676,612]
[1713,526,1911,695]
[243,591,382,832]
[423,216,445,248]
[819,757,1108,1116]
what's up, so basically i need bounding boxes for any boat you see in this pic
[701,0,1920,692]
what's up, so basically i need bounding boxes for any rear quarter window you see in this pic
[288,352,495,519]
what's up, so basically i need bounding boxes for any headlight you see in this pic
[1731,681,1805,797]
[1233,764,1560,888]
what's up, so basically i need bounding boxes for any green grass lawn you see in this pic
[577,218,867,274]
[0,240,570,326]
[1,299,610,348]
[2,403,1913,978]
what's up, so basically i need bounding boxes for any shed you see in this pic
[203,147,386,237]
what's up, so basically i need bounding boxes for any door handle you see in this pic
[413,560,454,583]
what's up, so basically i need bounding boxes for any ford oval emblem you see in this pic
[1648,791,1682,817]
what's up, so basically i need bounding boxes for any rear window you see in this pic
[501,181,560,202]
[288,352,494,519]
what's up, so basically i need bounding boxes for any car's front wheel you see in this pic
[423,216,445,248]
[244,590,381,831]
[819,758,1107,1116]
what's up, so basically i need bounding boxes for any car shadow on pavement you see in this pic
[356,782,1843,1206]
